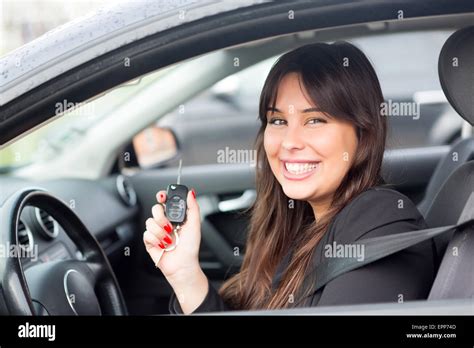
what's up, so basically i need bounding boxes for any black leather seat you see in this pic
[418,137,474,216]
[420,26,474,299]
[416,25,474,218]
[424,161,474,265]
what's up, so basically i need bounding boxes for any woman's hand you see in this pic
[143,188,202,282]
[144,188,209,314]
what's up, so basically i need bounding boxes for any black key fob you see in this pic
[165,184,188,225]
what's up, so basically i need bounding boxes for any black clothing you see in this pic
[169,187,435,313]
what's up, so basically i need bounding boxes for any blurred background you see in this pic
[1,0,115,168]
[1,0,114,55]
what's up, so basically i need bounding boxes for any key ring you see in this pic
[154,225,180,268]
[153,202,183,268]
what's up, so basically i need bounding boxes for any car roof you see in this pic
[0,0,268,105]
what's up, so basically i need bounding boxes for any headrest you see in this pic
[438,26,474,126]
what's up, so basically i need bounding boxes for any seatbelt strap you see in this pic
[300,193,474,303]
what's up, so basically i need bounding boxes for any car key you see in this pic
[152,159,188,267]
[163,159,188,251]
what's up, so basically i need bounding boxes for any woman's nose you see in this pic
[281,125,305,151]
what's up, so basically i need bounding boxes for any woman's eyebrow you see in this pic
[266,107,323,113]
[302,107,323,113]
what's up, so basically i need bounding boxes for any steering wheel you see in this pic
[0,188,128,315]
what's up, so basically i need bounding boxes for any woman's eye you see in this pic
[268,118,286,126]
[306,118,327,125]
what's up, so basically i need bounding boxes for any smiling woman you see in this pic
[261,42,386,220]
[144,42,435,314]
[264,72,361,217]
[219,42,399,310]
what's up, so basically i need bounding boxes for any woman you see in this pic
[143,42,435,314]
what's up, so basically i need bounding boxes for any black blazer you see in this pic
[169,186,436,313]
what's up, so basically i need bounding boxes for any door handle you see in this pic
[218,189,256,212]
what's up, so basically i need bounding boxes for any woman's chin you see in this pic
[281,185,314,201]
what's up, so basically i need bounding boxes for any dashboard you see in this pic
[0,175,139,270]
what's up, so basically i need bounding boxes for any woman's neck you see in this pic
[309,195,333,221]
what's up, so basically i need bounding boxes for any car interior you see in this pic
[0,2,473,316]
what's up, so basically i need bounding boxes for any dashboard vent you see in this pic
[18,220,34,252]
[35,208,59,239]
[116,175,137,207]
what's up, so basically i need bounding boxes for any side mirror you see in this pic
[132,126,178,168]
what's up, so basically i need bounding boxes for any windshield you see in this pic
[0,67,171,171]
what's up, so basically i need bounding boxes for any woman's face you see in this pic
[264,73,358,216]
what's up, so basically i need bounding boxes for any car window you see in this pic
[0,67,173,170]
[1,29,458,171]
[352,30,459,149]
[133,30,457,169]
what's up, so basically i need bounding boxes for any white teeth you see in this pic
[284,162,319,175]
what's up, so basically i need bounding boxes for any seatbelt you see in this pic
[428,199,474,299]
[298,192,474,304]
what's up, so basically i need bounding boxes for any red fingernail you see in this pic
[191,189,196,199]
[164,236,172,244]
[158,242,165,249]
[164,223,173,234]
[159,193,164,200]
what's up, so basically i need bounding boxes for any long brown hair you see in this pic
[219,42,386,309]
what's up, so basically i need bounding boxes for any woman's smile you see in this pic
[281,160,321,180]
